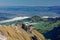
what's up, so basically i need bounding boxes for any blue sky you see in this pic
[0,0,60,6]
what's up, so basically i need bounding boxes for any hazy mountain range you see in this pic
[0,6,60,20]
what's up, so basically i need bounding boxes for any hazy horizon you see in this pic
[0,0,60,20]
[0,0,60,6]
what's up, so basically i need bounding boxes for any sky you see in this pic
[0,0,60,6]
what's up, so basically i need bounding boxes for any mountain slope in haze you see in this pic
[0,6,60,20]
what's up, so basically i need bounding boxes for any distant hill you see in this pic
[23,16,60,22]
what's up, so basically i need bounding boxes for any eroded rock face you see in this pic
[0,25,45,40]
